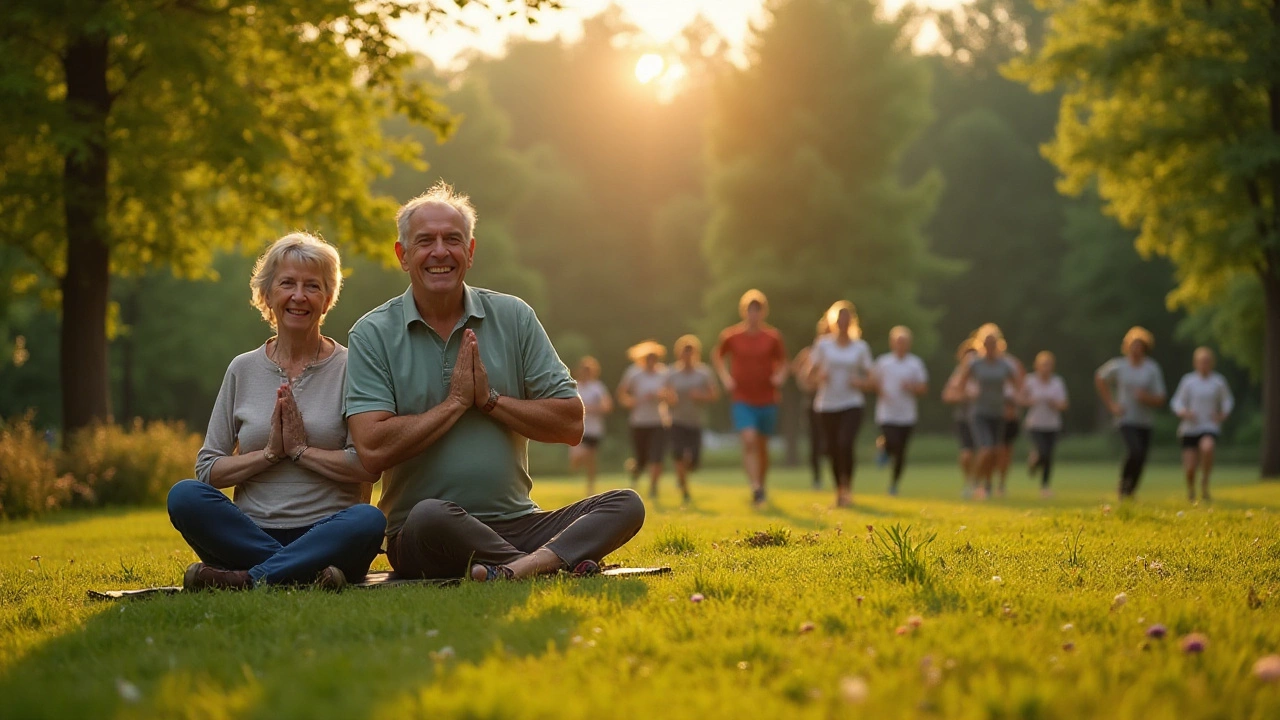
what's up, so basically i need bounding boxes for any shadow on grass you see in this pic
[0,573,649,719]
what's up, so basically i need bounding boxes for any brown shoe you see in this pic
[315,565,347,591]
[183,562,252,591]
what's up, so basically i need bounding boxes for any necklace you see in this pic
[270,337,323,380]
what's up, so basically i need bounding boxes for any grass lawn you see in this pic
[2,461,1280,719]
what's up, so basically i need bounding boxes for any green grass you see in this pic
[3,462,1280,719]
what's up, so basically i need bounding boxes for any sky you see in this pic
[396,0,967,70]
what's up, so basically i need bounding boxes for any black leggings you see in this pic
[1119,424,1152,497]
[819,407,863,489]
[808,407,826,485]
[1029,430,1058,488]
[881,424,914,485]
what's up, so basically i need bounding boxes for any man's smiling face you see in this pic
[395,202,475,296]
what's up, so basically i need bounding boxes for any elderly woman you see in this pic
[1171,347,1234,503]
[617,340,670,499]
[954,324,1024,500]
[1095,326,1167,500]
[167,233,385,590]
[806,300,875,508]
[665,334,720,503]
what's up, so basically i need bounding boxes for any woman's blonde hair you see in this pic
[674,334,703,362]
[1122,326,1155,354]
[956,335,977,362]
[972,323,1007,354]
[825,300,861,340]
[249,232,342,330]
[627,340,667,364]
[577,356,601,379]
[814,317,830,339]
[738,289,769,319]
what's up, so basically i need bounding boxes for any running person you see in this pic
[1170,347,1233,503]
[872,326,928,496]
[942,339,979,497]
[995,359,1026,497]
[665,335,720,503]
[955,324,1023,500]
[617,341,669,499]
[792,318,830,490]
[806,301,874,508]
[1019,351,1068,497]
[713,289,788,507]
[573,356,613,496]
[1095,326,1167,500]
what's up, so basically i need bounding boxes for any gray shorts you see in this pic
[969,414,1004,449]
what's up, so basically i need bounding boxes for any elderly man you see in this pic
[345,181,645,581]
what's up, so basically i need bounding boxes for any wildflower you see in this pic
[800,621,816,634]
[1146,624,1167,639]
[1253,655,1280,682]
[1180,633,1208,654]
[839,676,869,703]
[690,593,705,603]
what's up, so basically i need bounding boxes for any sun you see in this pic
[635,53,665,84]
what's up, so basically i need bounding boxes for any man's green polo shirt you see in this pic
[344,285,578,537]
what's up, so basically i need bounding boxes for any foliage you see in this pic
[1,466,1279,718]
[0,413,83,517]
[60,419,202,507]
[1008,0,1280,474]
[703,0,951,357]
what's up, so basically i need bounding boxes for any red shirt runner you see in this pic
[716,323,787,406]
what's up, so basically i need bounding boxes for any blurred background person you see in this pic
[1020,351,1069,498]
[572,356,613,496]
[1095,326,1167,500]
[872,326,928,496]
[665,335,720,503]
[792,317,830,490]
[617,341,670,500]
[1171,347,1234,503]
[806,301,874,508]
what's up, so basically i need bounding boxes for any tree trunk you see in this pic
[1261,258,1280,478]
[60,34,113,441]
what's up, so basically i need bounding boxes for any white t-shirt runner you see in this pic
[1022,374,1068,431]
[810,336,874,412]
[578,379,610,439]
[873,352,928,425]
[618,365,669,427]
[1170,371,1234,437]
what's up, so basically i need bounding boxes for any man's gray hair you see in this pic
[396,180,478,245]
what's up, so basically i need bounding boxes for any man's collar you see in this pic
[401,284,486,328]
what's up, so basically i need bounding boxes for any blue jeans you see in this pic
[167,480,385,585]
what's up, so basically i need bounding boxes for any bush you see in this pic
[0,413,84,517]
[61,419,202,506]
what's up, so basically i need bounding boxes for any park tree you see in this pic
[1010,0,1280,476]
[703,0,949,354]
[0,0,552,440]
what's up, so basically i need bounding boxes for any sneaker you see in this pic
[316,565,347,591]
[888,483,899,497]
[470,563,514,582]
[183,562,252,591]
[571,560,601,577]
[752,487,766,506]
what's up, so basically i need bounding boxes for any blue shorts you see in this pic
[732,402,779,436]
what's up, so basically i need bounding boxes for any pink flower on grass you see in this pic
[1146,624,1167,639]
[690,593,705,603]
[1253,655,1280,682]
[1180,633,1209,654]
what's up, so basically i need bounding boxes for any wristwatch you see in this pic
[481,387,500,413]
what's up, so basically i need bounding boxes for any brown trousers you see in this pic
[387,489,646,579]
